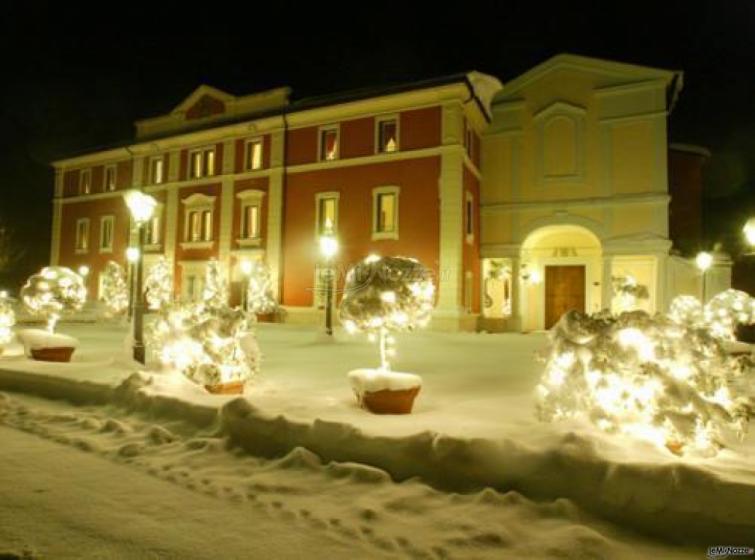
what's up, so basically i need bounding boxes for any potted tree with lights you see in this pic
[18,266,87,362]
[0,292,15,356]
[245,260,278,322]
[99,260,129,319]
[339,255,435,414]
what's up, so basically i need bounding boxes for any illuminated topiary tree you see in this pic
[339,255,435,371]
[202,259,228,309]
[246,260,277,315]
[144,257,173,311]
[536,309,749,457]
[0,293,15,352]
[703,289,755,341]
[21,266,87,332]
[99,261,129,318]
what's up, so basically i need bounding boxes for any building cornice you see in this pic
[481,192,669,215]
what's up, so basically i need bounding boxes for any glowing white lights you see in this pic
[20,266,87,333]
[0,294,15,347]
[124,190,158,224]
[126,247,140,263]
[696,251,713,272]
[744,217,755,247]
[144,257,173,311]
[98,261,129,318]
[339,255,435,371]
[319,234,339,260]
[77,265,90,278]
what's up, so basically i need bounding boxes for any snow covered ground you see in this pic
[0,321,753,558]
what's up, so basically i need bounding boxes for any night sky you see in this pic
[0,2,753,289]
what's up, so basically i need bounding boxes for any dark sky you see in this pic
[0,1,753,287]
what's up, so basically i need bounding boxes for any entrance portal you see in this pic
[544,265,586,328]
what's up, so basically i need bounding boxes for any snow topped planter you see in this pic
[17,329,79,362]
[348,369,422,414]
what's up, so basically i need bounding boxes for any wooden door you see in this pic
[545,265,586,328]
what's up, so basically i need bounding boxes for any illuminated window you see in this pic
[377,117,398,153]
[75,218,89,252]
[319,127,339,161]
[99,215,114,252]
[189,147,216,178]
[245,139,263,171]
[146,215,161,245]
[244,205,260,239]
[181,193,216,246]
[236,189,265,247]
[79,169,91,195]
[372,186,399,240]
[465,191,474,243]
[104,166,117,192]
[150,157,164,185]
[316,193,339,235]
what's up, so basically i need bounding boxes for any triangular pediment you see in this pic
[496,53,682,102]
[172,85,235,116]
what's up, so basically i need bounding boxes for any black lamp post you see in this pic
[318,223,338,336]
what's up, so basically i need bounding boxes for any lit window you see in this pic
[465,192,474,242]
[202,210,213,241]
[79,169,91,195]
[246,140,263,171]
[151,157,164,185]
[181,193,216,247]
[377,118,398,153]
[243,204,260,239]
[146,215,161,245]
[372,186,399,240]
[189,147,216,178]
[75,218,89,252]
[189,211,202,241]
[317,196,338,235]
[104,166,117,192]
[99,216,114,252]
[319,128,339,161]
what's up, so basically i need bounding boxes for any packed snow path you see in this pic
[0,392,701,559]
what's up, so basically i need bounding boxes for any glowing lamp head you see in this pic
[744,218,755,247]
[124,190,157,224]
[529,269,543,285]
[126,247,140,263]
[77,265,89,278]
[696,252,713,272]
[0,290,7,299]
[319,233,338,260]
[240,259,253,276]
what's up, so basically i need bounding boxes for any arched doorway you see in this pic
[520,224,603,330]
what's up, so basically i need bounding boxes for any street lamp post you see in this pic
[126,247,140,321]
[696,251,713,303]
[318,223,339,336]
[124,190,157,364]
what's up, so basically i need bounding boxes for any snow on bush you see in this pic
[148,261,259,389]
[0,294,15,348]
[246,260,277,315]
[21,266,87,332]
[339,255,435,370]
[144,257,173,311]
[202,259,228,309]
[98,261,129,318]
[536,309,749,456]
[702,289,755,341]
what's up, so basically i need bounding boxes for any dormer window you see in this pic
[377,117,398,153]
[245,139,263,171]
[319,126,339,161]
[189,147,216,179]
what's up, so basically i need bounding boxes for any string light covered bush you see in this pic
[148,261,259,394]
[339,255,435,414]
[144,257,173,311]
[202,259,228,308]
[0,293,15,353]
[98,261,129,318]
[536,309,749,457]
[246,260,277,315]
[20,266,87,333]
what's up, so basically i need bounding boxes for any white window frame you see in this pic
[465,191,474,245]
[244,138,264,171]
[236,189,265,247]
[79,169,91,195]
[145,203,164,250]
[188,146,216,179]
[150,156,165,185]
[317,125,340,162]
[375,114,400,154]
[180,193,216,249]
[75,218,90,253]
[99,215,115,253]
[103,165,117,192]
[371,186,400,240]
[314,191,340,236]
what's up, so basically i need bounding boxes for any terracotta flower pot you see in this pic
[204,381,245,395]
[31,347,76,363]
[360,386,420,415]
